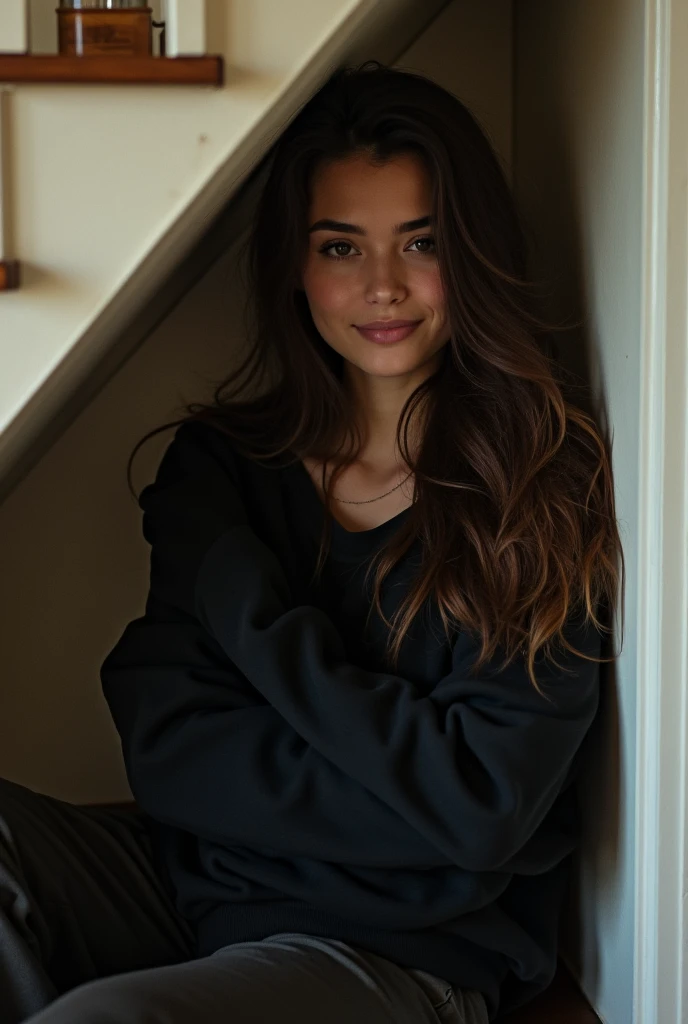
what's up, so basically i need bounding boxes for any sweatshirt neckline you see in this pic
[290,458,413,558]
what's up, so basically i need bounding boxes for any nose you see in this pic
[363,254,409,305]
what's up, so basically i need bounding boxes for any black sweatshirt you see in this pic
[100,420,601,1020]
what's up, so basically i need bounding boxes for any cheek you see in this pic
[302,260,353,316]
[415,268,446,313]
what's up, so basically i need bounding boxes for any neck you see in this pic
[342,366,430,469]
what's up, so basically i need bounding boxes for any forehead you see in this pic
[308,152,431,215]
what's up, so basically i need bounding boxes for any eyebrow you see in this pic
[308,215,432,236]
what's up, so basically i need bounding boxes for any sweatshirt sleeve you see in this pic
[100,422,452,867]
[100,594,450,867]
[195,530,601,873]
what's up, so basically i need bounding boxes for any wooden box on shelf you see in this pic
[56,5,154,59]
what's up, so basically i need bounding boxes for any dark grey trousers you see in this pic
[0,777,489,1024]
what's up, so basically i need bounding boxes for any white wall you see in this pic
[512,2,644,1021]
[0,1,513,800]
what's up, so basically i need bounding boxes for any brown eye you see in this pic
[320,241,355,259]
[409,236,436,253]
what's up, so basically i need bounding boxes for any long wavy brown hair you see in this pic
[127,60,624,692]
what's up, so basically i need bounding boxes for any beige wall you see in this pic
[512,3,644,1022]
[0,1,513,800]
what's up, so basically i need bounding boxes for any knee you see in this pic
[0,775,40,825]
[0,776,40,862]
[30,978,153,1024]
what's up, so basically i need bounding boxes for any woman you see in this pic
[0,62,623,1024]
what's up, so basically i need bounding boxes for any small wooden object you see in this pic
[0,260,20,290]
[57,5,153,58]
[0,90,20,292]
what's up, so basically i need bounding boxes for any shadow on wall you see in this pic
[0,241,251,802]
[512,0,639,998]
[560,641,623,994]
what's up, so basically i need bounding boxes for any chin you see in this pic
[355,351,430,376]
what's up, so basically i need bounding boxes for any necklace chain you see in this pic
[333,470,414,504]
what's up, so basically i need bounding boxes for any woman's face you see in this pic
[301,151,451,383]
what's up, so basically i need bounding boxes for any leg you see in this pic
[0,776,195,1024]
[25,932,489,1024]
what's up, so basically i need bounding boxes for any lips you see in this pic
[358,320,419,329]
[354,320,422,344]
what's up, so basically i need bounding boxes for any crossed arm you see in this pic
[101,422,601,872]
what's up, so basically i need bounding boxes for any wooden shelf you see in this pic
[0,53,223,86]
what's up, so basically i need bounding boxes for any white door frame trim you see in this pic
[634,0,688,1021]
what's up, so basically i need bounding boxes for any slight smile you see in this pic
[354,320,423,344]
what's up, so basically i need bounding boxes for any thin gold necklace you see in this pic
[333,470,414,504]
